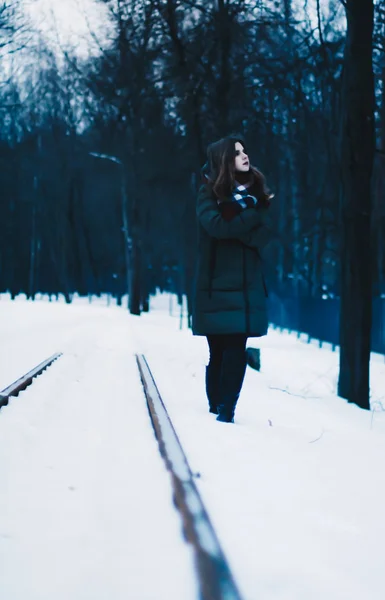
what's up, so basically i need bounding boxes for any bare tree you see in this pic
[0,1,30,62]
[1,0,384,364]
[338,0,375,409]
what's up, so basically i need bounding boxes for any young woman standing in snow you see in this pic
[192,134,274,423]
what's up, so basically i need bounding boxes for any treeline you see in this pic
[0,0,384,407]
[0,0,382,309]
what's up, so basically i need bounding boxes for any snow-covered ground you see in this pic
[1,293,385,600]
[0,295,197,600]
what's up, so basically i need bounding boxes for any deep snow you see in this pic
[1,293,385,600]
[0,295,197,600]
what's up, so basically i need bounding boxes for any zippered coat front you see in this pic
[192,183,273,337]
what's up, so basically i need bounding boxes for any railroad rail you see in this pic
[0,352,62,409]
[136,353,243,600]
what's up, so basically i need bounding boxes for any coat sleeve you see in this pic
[237,211,279,255]
[196,184,267,239]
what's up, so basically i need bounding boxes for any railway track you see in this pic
[136,354,243,600]
[1,350,243,598]
[0,352,62,409]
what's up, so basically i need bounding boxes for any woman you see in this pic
[192,134,275,423]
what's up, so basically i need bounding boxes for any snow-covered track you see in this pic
[136,354,243,600]
[0,353,62,409]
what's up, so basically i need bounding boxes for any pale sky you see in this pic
[26,0,108,55]
[24,0,344,58]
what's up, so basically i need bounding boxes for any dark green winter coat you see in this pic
[192,183,275,337]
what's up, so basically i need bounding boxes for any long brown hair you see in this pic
[206,134,272,206]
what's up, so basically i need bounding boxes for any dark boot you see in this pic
[216,396,241,423]
[205,365,220,414]
[216,342,247,423]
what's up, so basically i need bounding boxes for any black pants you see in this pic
[205,334,248,419]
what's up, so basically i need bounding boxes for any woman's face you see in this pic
[234,142,249,172]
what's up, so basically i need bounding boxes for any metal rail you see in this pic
[0,353,63,409]
[136,353,243,600]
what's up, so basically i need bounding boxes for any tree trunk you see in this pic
[28,179,37,299]
[121,171,132,311]
[373,62,385,295]
[216,0,232,135]
[129,241,141,316]
[338,0,375,409]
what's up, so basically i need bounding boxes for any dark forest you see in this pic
[0,0,384,408]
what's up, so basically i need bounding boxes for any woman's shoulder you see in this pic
[198,183,234,202]
[197,182,216,201]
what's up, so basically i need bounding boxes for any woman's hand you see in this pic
[196,184,267,239]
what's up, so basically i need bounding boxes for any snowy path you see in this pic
[133,306,385,600]
[1,295,385,600]
[0,302,197,600]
